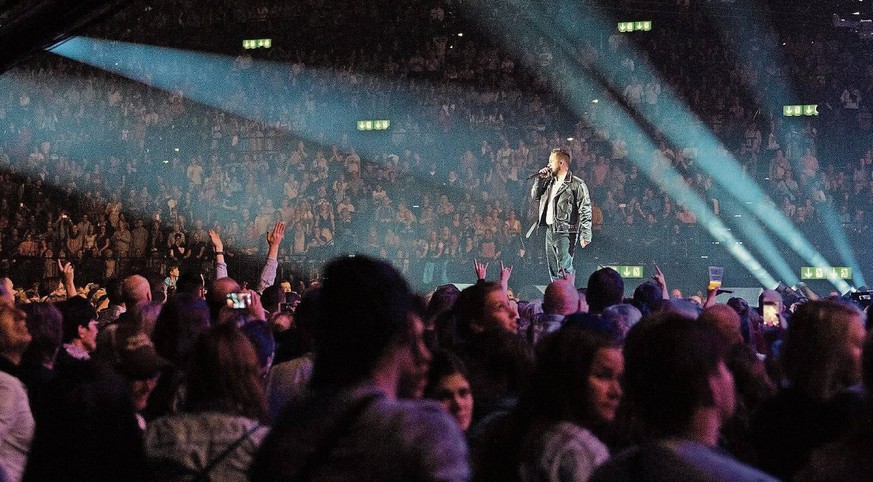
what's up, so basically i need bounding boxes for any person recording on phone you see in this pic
[530,148,592,282]
[758,289,788,357]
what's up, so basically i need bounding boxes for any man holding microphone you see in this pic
[530,148,592,282]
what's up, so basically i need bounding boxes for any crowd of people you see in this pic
[0,241,870,481]
[2,1,873,479]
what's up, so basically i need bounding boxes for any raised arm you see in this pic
[209,229,227,280]
[58,260,78,298]
[531,174,549,201]
[473,259,488,282]
[499,261,513,294]
[703,286,718,309]
[256,222,285,293]
[652,265,670,300]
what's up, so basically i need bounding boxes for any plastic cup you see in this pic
[708,266,724,290]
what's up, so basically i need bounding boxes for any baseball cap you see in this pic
[116,327,170,380]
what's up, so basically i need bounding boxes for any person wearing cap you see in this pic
[759,289,787,329]
[114,326,171,430]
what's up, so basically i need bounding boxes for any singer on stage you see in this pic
[531,148,592,281]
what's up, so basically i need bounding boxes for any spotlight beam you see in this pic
[49,37,486,207]
[540,0,851,292]
[710,0,867,288]
[462,0,778,287]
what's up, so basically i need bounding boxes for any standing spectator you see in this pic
[476,325,622,481]
[112,220,132,262]
[145,324,269,480]
[163,265,179,293]
[752,300,866,480]
[591,314,776,481]
[795,329,873,480]
[425,350,474,433]
[586,268,624,315]
[0,306,34,482]
[250,255,468,481]
[54,296,99,384]
[130,219,149,259]
[526,277,579,345]
[18,303,63,422]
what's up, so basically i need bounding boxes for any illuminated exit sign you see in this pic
[357,120,391,131]
[604,265,645,278]
[243,38,272,49]
[800,266,851,280]
[783,104,818,116]
[618,21,652,32]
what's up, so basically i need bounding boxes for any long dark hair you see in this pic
[152,294,210,368]
[183,323,269,423]
[476,326,619,481]
[517,326,621,426]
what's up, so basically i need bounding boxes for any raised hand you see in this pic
[267,222,286,248]
[245,289,267,321]
[499,260,513,292]
[474,259,488,281]
[208,229,224,252]
[58,259,76,297]
[652,265,670,300]
[58,259,74,281]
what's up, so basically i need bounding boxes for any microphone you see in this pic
[527,167,552,180]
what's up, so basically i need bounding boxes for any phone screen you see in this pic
[763,303,779,327]
[226,292,251,309]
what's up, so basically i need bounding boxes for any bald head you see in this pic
[0,277,14,307]
[122,275,152,307]
[699,303,743,346]
[207,277,241,320]
[543,279,579,316]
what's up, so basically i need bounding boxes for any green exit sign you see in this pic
[800,266,852,280]
[618,21,652,32]
[604,265,645,278]
[357,120,391,131]
[783,104,818,117]
[243,38,272,49]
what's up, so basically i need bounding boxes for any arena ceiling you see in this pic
[0,0,126,74]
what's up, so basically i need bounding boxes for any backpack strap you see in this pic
[192,422,263,482]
